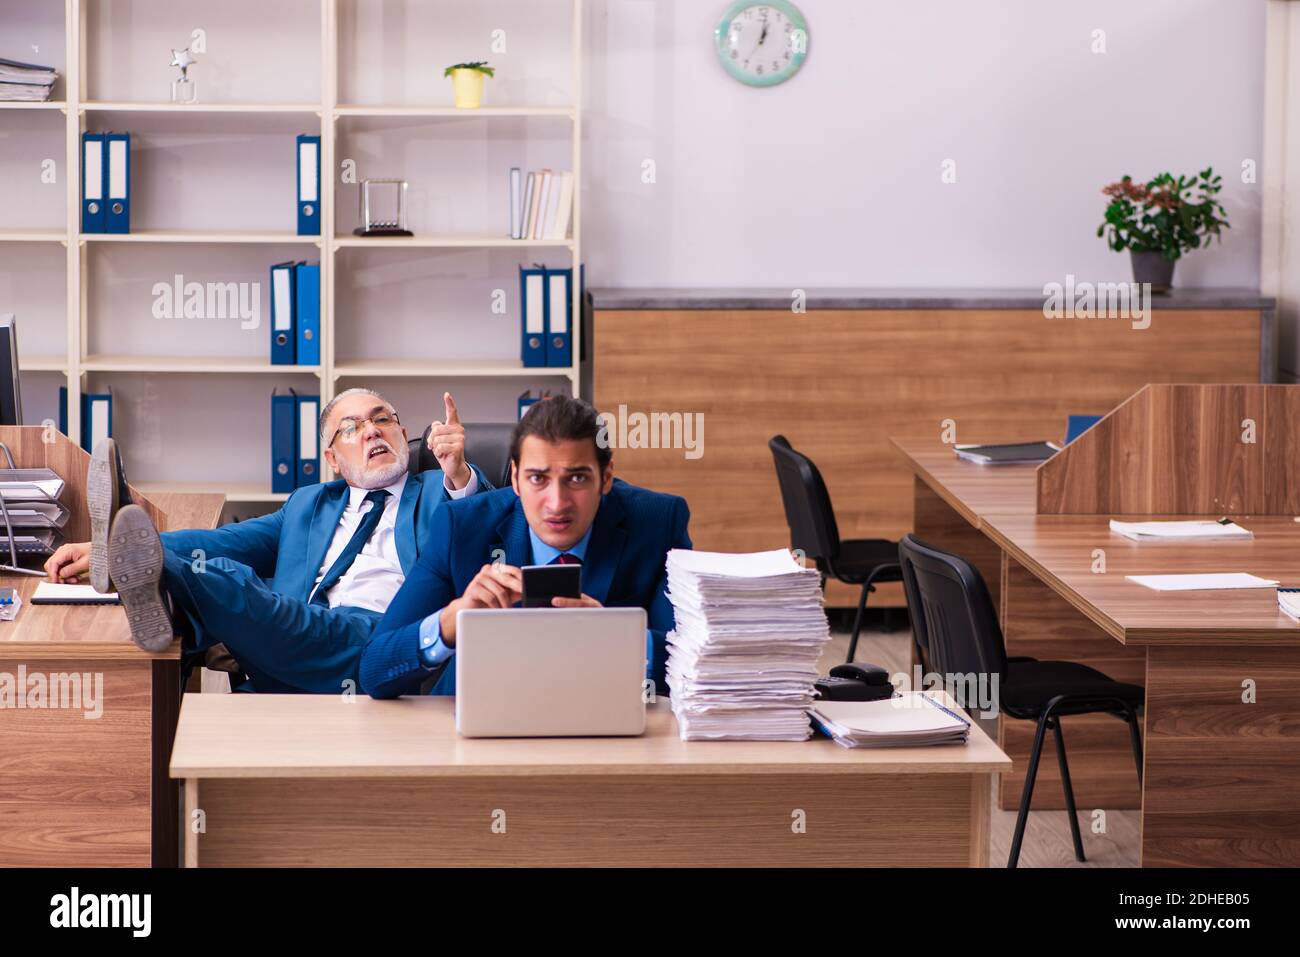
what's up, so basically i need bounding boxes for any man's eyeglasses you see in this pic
[328,409,401,448]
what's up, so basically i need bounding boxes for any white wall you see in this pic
[582,0,1266,289]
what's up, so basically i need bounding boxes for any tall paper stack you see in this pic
[664,548,831,741]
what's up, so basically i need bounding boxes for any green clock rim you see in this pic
[714,0,808,87]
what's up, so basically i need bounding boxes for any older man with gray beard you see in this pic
[44,388,491,693]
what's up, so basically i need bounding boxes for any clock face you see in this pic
[715,1,808,87]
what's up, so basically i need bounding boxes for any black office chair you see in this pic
[768,435,902,664]
[409,422,514,488]
[897,533,1144,868]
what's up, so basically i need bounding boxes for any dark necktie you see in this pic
[551,552,582,565]
[310,489,391,606]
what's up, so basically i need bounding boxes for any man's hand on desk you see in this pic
[44,541,92,583]
[438,562,524,645]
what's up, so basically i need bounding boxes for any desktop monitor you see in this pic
[0,315,21,426]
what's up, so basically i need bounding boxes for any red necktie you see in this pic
[551,553,582,565]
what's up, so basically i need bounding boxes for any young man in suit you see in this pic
[360,395,692,699]
[44,388,490,693]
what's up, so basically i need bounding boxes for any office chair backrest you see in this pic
[409,422,515,489]
[897,534,1008,682]
[768,435,841,563]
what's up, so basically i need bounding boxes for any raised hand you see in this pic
[427,391,471,489]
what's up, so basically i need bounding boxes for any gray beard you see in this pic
[338,448,408,490]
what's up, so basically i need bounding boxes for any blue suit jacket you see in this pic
[360,479,692,699]
[160,467,488,601]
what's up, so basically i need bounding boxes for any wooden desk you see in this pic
[0,490,224,867]
[171,694,1010,867]
[894,438,1300,866]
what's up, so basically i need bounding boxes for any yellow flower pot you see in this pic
[451,69,484,109]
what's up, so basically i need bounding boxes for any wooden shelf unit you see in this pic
[1,0,583,502]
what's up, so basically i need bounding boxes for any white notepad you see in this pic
[31,581,120,604]
[1124,573,1279,592]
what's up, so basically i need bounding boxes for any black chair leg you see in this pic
[1126,708,1144,787]
[1052,718,1086,862]
[1008,711,1052,868]
[845,582,870,664]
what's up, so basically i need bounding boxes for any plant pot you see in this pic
[450,69,484,109]
[1129,250,1175,293]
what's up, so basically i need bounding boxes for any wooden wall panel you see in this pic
[594,309,1261,605]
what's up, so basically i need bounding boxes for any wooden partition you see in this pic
[0,426,167,538]
[1037,384,1300,515]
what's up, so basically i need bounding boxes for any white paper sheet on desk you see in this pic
[1124,573,1279,591]
[1109,519,1253,541]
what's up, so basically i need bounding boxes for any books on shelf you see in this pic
[0,57,57,102]
[664,548,831,741]
[810,692,971,748]
[1109,519,1253,542]
[510,167,573,240]
[953,441,1059,465]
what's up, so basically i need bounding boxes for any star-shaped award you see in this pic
[170,48,197,76]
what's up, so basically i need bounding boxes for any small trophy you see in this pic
[354,178,414,237]
[170,47,198,104]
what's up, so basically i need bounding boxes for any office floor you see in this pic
[820,620,1141,869]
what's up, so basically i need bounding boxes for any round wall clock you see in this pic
[715,1,809,87]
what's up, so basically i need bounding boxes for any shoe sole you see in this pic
[108,505,173,653]
[87,438,121,594]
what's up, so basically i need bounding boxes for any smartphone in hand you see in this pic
[521,563,581,608]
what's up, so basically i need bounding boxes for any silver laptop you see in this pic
[454,607,648,738]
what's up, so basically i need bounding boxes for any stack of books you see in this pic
[0,57,58,102]
[810,692,971,748]
[509,167,574,240]
[663,548,831,741]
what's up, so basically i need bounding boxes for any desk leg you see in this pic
[1142,645,1300,866]
[184,778,199,868]
[998,556,1145,812]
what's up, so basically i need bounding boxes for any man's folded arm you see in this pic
[159,507,286,579]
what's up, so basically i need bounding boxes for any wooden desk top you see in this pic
[982,513,1300,646]
[169,694,1012,779]
[890,437,1038,525]
[0,491,225,660]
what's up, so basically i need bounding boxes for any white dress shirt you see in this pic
[310,469,478,613]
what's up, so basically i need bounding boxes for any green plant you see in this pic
[1097,168,1229,261]
[444,61,495,78]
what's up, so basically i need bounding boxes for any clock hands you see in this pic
[744,16,770,69]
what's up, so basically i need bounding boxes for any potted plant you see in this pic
[1097,168,1229,292]
[444,61,494,109]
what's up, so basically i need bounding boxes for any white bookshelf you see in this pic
[0,0,582,502]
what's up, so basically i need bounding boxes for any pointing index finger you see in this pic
[443,392,461,426]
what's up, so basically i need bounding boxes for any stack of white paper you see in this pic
[664,548,831,741]
[810,692,970,748]
[1109,519,1252,542]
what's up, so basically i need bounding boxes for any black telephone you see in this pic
[815,662,896,701]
